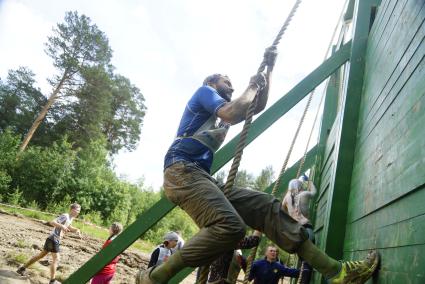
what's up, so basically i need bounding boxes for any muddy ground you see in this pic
[0,211,196,284]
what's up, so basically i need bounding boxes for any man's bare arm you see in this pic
[50,220,68,231]
[67,225,79,233]
[217,82,263,125]
[217,46,277,124]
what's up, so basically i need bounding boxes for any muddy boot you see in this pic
[16,267,26,276]
[328,250,379,284]
[135,267,157,284]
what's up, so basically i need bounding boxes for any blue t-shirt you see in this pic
[164,86,229,173]
[248,259,300,284]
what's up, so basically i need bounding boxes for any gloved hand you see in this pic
[300,174,309,181]
[264,45,278,68]
[299,174,309,190]
[249,72,267,90]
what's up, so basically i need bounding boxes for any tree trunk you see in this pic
[18,74,68,153]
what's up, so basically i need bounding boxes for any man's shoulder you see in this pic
[102,239,112,248]
[272,261,287,269]
[191,86,215,99]
[198,85,216,93]
[54,213,68,222]
[253,259,267,265]
[151,247,160,254]
[186,86,216,112]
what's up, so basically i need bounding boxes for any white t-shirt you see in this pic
[156,245,173,266]
[49,213,73,241]
[282,183,317,225]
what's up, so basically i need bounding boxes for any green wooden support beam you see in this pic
[321,0,379,261]
[64,43,351,284]
[344,0,381,22]
[344,0,356,22]
[170,144,319,283]
[316,47,341,186]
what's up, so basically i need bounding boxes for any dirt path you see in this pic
[0,211,196,283]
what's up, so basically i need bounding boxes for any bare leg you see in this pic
[50,252,59,280]
[23,250,48,268]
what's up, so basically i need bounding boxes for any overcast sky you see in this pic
[0,0,346,189]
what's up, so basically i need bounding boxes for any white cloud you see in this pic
[0,1,55,93]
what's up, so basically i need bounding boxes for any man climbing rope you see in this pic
[136,46,378,284]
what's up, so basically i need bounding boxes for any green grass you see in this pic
[0,204,155,254]
[15,239,27,249]
[130,238,155,252]
[73,221,110,240]
[0,204,55,222]
[55,274,67,282]
[6,252,28,264]
[14,253,27,263]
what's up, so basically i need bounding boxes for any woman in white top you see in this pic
[148,231,179,268]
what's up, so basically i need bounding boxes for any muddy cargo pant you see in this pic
[163,162,308,267]
[299,224,315,284]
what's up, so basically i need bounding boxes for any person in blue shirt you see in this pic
[136,46,378,284]
[249,245,299,284]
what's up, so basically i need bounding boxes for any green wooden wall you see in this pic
[315,0,425,283]
[345,0,425,282]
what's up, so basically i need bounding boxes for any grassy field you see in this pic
[0,203,155,253]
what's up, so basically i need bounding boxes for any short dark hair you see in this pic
[203,74,229,86]
[111,222,123,235]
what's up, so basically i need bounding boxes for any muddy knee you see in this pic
[216,221,246,244]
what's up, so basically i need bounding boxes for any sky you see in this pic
[0,0,346,189]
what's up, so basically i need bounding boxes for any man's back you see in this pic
[164,85,228,173]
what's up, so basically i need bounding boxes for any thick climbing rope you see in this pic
[197,1,303,283]
[223,0,303,195]
[240,1,305,283]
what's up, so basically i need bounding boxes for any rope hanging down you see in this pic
[223,0,303,196]
[241,1,305,282]
[294,1,348,282]
[197,1,303,283]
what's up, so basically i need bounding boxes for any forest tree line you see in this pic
[0,11,276,245]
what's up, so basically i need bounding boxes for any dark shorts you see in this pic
[43,237,60,253]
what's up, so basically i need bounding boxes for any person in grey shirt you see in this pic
[17,203,81,284]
